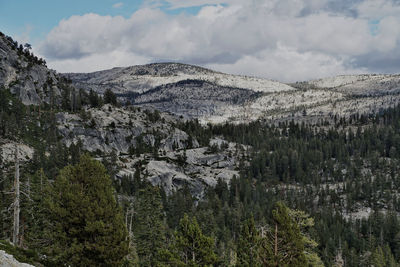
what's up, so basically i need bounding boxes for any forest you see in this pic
[2,80,400,267]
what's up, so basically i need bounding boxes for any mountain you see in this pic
[63,63,294,95]
[64,64,400,124]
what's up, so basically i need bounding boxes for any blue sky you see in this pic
[1,0,400,82]
[0,1,143,42]
[0,0,202,42]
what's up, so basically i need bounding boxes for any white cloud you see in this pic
[39,0,400,81]
[47,50,150,73]
[112,2,124,8]
[143,0,235,9]
[357,0,400,19]
[207,44,366,82]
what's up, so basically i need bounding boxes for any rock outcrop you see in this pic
[0,32,64,105]
[56,105,241,195]
[0,250,34,267]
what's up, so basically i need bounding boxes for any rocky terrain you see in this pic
[0,250,34,267]
[56,104,242,195]
[63,63,294,95]
[0,32,243,197]
[65,64,400,124]
[0,32,68,105]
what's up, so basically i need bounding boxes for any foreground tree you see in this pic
[269,202,307,267]
[133,184,167,266]
[46,154,128,266]
[159,214,218,266]
[236,216,267,266]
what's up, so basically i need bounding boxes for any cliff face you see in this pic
[0,32,64,105]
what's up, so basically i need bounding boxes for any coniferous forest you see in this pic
[2,80,400,267]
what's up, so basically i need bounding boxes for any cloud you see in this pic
[207,44,367,82]
[39,0,400,81]
[112,2,124,8]
[143,0,233,9]
[48,50,150,73]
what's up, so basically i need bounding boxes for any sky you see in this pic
[1,0,400,82]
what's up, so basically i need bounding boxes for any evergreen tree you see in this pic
[288,208,324,266]
[45,154,128,266]
[269,202,307,267]
[133,184,167,266]
[104,89,117,106]
[159,214,218,266]
[236,216,267,266]
[370,246,386,267]
[89,89,103,108]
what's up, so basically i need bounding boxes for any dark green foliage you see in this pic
[104,88,118,105]
[236,216,265,266]
[145,109,161,123]
[159,214,218,266]
[270,202,307,266]
[45,154,128,266]
[89,89,103,108]
[0,88,26,139]
[133,184,167,266]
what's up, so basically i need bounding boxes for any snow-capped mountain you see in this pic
[64,63,400,124]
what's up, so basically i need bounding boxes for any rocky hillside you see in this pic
[0,32,70,105]
[0,32,242,197]
[56,104,242,196]
[64,62,294,95]
[65,63,400,124]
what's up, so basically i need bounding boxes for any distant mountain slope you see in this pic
[307,74,400,96]
[64,62,295,95]
[65,64,400,124]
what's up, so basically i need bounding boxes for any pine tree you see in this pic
[370,246,386,267]
[104,88,117,106]
[133,184,167,266]
[236,216,267,266]
[269,202,307,267]
[288,208,324,266]
[159,214,218,266]
[45,154,128,266]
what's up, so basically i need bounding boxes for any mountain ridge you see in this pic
[64,63,400,124]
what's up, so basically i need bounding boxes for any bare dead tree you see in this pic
[13,145,20,246]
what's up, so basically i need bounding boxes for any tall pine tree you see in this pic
[45,154,128,266]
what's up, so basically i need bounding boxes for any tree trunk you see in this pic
[13,145,20,246]
[274,222,278,267]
